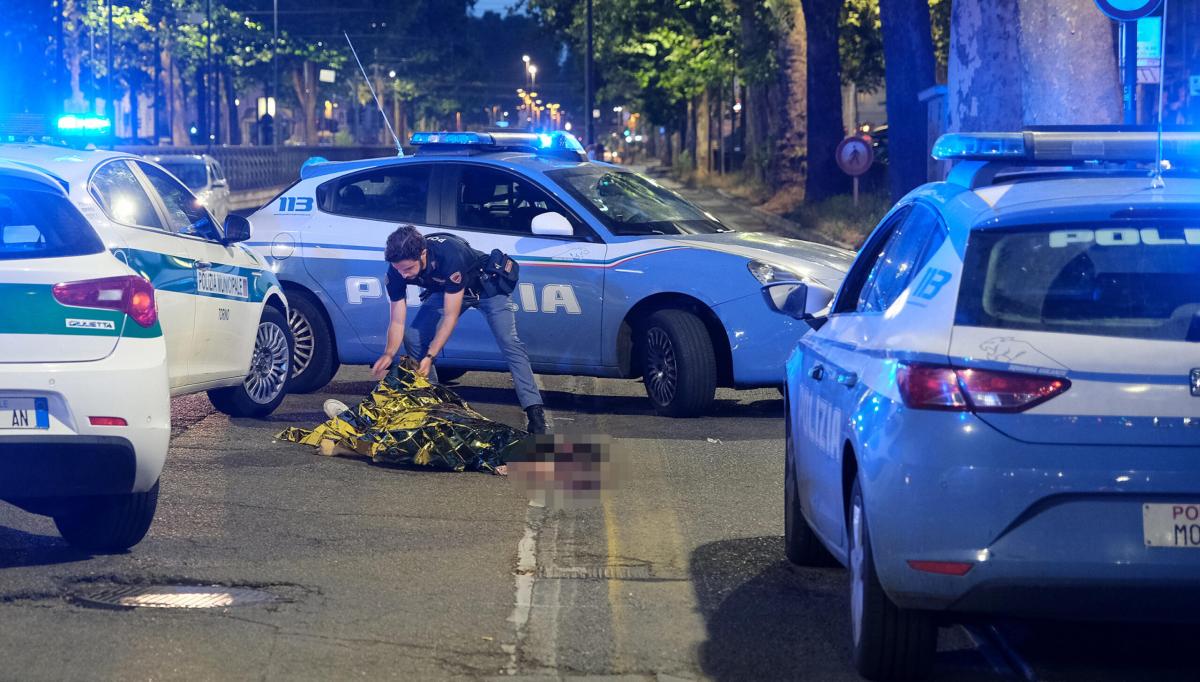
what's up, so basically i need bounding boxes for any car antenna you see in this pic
[1151,0,1169,190]
[344,31,404,157]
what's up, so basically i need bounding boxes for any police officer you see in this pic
[371,225,548,434]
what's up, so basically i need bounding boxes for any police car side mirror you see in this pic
[531,211,574,237]
[768,282,835,320]
[222,214,251,245]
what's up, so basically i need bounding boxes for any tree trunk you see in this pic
[697,89,712,178]
[799,0,849,201]
[224,66,241,145]
[773,0,807,191]
[879,0,937,200]
[128,72,140,143]
[687,98,697,170]
[947,0,1023,132]
[291,63,319,145]
[1017,0,1119,125]
[162,44,189,146]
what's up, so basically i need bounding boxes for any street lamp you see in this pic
[528,64,537,90]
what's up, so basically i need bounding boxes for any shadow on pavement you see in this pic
[689,536,1001,682]
[997,619,1200,681]
[0,524,93,569]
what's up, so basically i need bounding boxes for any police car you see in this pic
[781,130,1200,679]
[248,131,853,416]
[0,145,292,417]
[0,161,169,550]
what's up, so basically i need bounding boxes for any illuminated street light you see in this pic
[528,64,538,89]
[522,54,530,64]
[388,70,396,78]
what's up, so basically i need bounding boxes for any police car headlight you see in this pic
[747,259,807,285]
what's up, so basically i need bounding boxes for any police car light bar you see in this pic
[933,130,1200,164]
[410,130,587,161]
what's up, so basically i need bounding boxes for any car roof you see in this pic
[0,144,135,186]
[919,173,1200,231]
[0,160,70,194]
[299,150,595,181]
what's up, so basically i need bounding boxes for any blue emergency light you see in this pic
[56,114,112,137]
[410,130,587,161]
[933,129,1200,164]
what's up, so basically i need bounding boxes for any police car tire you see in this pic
[208,306,294,418]
[286,292,339,394]
[53,480,159,552]
[849,477,936,681]
[641,309,717,417]
[784,433,833,566]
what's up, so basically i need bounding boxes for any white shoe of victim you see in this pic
[323,399,350,421]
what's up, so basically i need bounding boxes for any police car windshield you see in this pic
[547,167,731,236]
[956,223,1200,342]
[156,160,208,190]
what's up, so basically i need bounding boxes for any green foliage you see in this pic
[841,0,884,93]
[785,190,891,248]
[929,0,951,76]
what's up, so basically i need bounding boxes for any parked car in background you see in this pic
[0,161,169,551]
[149,154,231,222]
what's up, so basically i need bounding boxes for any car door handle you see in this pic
[837,372,858,388]
[193,260,212,270]
[809,365,825,381]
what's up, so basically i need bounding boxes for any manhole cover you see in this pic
[73,584,280,609]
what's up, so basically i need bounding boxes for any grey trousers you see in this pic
[403,292,544,410]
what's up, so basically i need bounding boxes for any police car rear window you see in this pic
[0,185,105,261]
[956,224,1200,342]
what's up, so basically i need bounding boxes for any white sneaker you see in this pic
[323,399,350,420]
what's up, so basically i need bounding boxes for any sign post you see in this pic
[1094,0,1164,124]
[835,136,874,207]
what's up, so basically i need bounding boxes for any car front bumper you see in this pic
[713,292,811,387]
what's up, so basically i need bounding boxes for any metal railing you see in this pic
[116,145,401,192]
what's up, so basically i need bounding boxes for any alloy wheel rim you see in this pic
[645,327,677,405]
[288,308,314,378]
[850,498,865,646]
[244,321,290,404]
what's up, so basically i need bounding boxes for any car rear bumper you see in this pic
[860,411,1200,620]
[0,436,137,498]
[0,336,169,496]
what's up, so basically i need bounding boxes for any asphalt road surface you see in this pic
[1,368,1197,681]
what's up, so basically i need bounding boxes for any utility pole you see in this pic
[205,0,213,149]
[585,0,594,145]
[107,0,114,147]
[272,0,279,148]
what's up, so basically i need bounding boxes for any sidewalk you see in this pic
[629,163,855,250]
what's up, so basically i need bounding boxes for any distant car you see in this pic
[149,153,231,222]
[0,144,292,417]
[246,131,854,415]
[782,130,1200,680]
[0,161,168,551]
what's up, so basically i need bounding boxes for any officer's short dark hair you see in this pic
[385,225,425,263]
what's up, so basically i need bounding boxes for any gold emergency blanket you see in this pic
[276,363,526,474]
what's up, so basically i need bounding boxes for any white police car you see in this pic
[0,161,169,550]
[248,131,853,415]
[782,130,1200,679]
[0,145,292,417]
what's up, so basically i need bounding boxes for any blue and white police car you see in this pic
[248,131,853,416]
[782,130,1200,679]
[0,144,293,417]
[0,161,169,550]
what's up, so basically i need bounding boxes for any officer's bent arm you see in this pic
[382,297,408,358]
[426,289,464,358]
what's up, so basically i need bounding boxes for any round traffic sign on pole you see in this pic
[1094,0,1163,21]
[835,136,874,177]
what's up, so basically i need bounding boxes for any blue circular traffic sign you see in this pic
[1094,0,1163,21]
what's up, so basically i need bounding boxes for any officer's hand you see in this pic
[370,353,393,380]
[417,355,433,378]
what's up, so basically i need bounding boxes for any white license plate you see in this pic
[1143,503,1200,548]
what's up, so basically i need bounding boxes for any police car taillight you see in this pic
[897,364,1070,413]
[53,275,158,328]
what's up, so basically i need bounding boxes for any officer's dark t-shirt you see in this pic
[386,234,486,302]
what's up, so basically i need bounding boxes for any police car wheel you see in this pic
[208,306,294,418]
[849,477,936,680]
[53,480,159,552]
[640,310,716,417]
[784,434,833,566]
[286,292,339,394]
